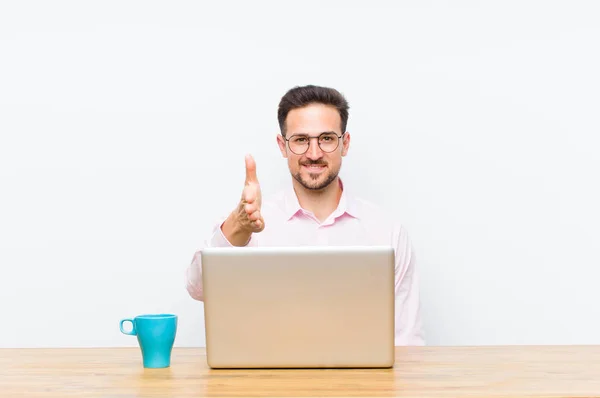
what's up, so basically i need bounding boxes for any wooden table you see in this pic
[1,346,599,397]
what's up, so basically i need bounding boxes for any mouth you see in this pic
[302,164,327,174]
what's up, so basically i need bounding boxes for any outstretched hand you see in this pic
[235,154,264,233]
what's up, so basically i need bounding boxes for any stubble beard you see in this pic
[292,161,340,191]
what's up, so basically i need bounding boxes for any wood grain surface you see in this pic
[1,346,599,397]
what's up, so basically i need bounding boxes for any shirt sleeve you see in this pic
[393,224,426,346]
[185,217,257,301]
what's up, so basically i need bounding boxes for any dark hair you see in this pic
[277,85,349,137]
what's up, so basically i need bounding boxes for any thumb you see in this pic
[245,154,258,184]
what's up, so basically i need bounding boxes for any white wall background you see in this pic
[1,0,599,348]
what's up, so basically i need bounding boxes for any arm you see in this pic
[393,224,426,346]
[186,154,264,301]
[185,216,258,301]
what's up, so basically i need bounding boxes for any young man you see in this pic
[186,85,425,346]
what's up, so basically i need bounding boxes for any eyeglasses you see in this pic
[283,132,344,155]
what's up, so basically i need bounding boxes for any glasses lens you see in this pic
[289,135,309,154]
[318,133,339,152]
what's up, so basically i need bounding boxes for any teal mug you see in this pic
[119,314,178,368]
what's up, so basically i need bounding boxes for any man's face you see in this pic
[277,103,350,191]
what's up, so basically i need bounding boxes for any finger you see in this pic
[248,210,261,221]
[245,203,257,215]
[243,185,257,204]
[245,154,258,184]
[254,219,263,230]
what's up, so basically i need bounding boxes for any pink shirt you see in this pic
[186,179,425,346]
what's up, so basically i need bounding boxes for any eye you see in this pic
[320,134,337,142]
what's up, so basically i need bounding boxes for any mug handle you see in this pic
[120,318,136,336]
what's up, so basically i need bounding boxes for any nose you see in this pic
[305,137,323,160]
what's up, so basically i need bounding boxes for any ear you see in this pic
[277,134,288,158]
[341,132,350,156]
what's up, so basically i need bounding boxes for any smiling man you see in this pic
[186,85,425,346]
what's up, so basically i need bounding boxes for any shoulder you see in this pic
[349,194,413,246]
[352,196,389,219]
[351,195,405,227]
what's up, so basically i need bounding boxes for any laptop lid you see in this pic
[201,245,395,368]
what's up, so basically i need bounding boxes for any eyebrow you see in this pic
[291,131,337,136]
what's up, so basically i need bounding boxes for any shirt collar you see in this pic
[283,178,361,221]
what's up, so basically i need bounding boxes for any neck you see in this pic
[292,177,343,222]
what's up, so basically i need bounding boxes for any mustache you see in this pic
[300,160,327,166]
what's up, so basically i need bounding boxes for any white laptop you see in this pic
[201,245,395,369]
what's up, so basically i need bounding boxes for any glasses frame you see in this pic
[283,132,346,155]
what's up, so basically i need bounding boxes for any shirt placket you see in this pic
[316,223,328,245]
